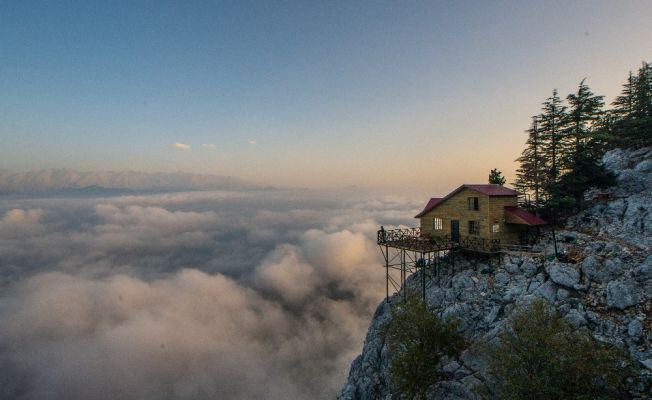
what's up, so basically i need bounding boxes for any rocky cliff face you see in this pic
[339,147,652,400]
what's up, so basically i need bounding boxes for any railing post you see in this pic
[421,251,426,305]
[401,249,406,301]
[385,244,389,303]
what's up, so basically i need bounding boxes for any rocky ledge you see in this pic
[340,147,652,400]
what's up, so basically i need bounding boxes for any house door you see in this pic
[451,220,459,242]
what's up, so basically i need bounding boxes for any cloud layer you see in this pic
[0,189,418,399]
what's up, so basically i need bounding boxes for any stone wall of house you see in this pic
[419,188,519,244]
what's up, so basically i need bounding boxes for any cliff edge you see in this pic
[340,147,652,400]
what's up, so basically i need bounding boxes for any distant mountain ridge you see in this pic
[0,169,267,194]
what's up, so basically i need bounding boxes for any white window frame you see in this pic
[492,223,500,233]
[433,217,443,231]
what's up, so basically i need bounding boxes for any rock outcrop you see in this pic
[340,147,652,400]
[568,147,652,249]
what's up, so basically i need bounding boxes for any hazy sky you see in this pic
[1,1,651,190]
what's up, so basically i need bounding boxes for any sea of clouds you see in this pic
[0,189,419,399]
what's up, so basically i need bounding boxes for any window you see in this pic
[492,223,500,233]
[433,217,443,231]
[469,220,480,235]
[468,197,479,210]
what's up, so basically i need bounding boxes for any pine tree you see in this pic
[538,89,568,186]
[514,116,547,209]
[632,62,652,146]
[633,62,652,119]
[612,71,637,118]
[590,112,616,154]
[565,79,604,161]
[610,63,652,147]
[488,168,506,185]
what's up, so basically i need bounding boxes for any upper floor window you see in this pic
[433,217,443,231]
[469,220,480,235]
[492,223,500,233]
[468,197,479,210]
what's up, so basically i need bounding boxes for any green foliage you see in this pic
[381,293,467,400]
[609,62,652,148]
[514,67,652,218]
[539,89,569,181]
[547,145,616,215]
[514,116,546,209]
[484,300,629,400]
[488,168,506,185]
[565,78,605,162]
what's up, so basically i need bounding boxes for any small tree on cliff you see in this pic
[381,292,467,400]
[483,300,629,400]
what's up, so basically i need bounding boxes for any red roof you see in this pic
[414,197,442,218]
[504,206,547,226]
[414,184,519,218]
[463,184,519,196]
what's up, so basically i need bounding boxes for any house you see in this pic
[415,184,546,247]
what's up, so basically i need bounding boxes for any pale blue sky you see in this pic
[1,1,651,190]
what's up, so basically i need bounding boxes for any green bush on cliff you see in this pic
[381,292,467,400]
[484,300,630,400]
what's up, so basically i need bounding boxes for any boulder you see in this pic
[640,359,652,371]
[581,256,608,283]
[565,309,587,327]
[628,319,644,338]
[635,159,652,173]
[606,280,642,310]
[533,281,557,303]
[494,272,510,286]
[634,256,652,281]
[520,260,538,278]
[504,262,519,274]
[546,263,580,289]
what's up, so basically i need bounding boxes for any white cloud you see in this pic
[0,190,418,399]
[201,144,216,149]
[247,139,257,145]
[169,142,191,151]
[0,208,45,238]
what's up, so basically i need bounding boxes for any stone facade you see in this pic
[418,188,520,245]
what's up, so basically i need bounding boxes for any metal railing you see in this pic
[377,227,457,252]
[377,227,421,245]
[378,228,507,253]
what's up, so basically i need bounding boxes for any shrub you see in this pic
[484,300,629,400]
[381,292,467,400]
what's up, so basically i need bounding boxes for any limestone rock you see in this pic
[634,256,652,281]
[628,319,643,338]
[606,280,642,310]
[565,309,587,327]
[546,263,580,289]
